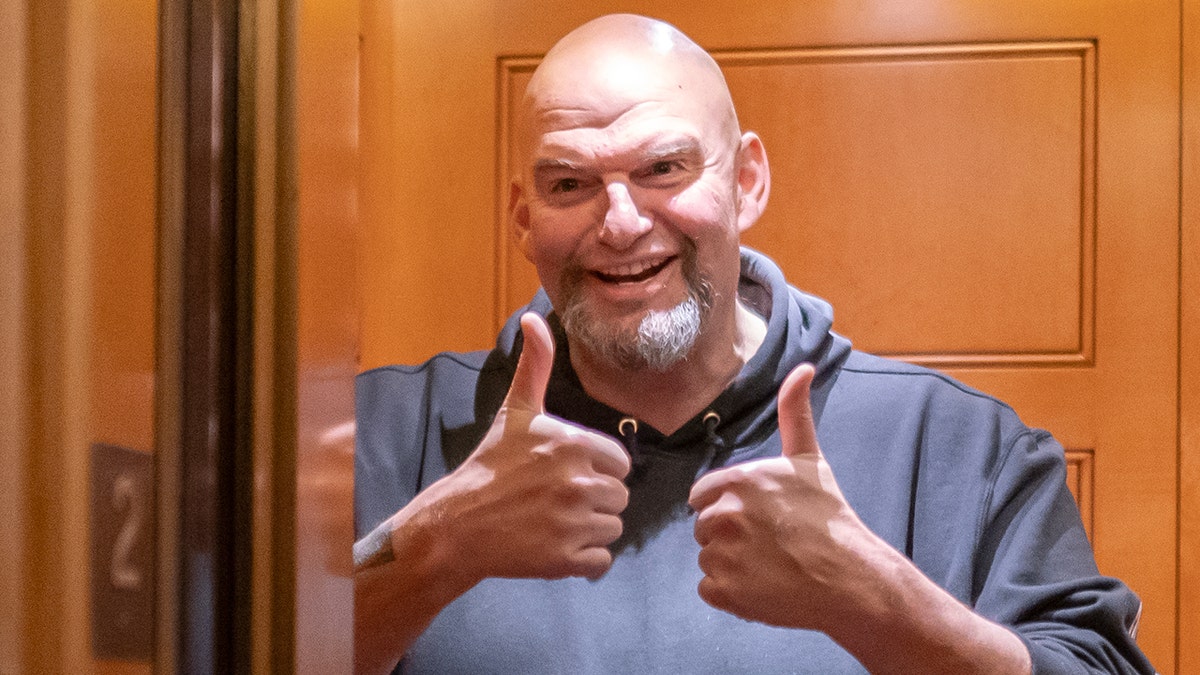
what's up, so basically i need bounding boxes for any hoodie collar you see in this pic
[496,247,852,454]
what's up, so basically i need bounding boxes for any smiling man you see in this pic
[354,14,1153,675]
[511,17,768,436]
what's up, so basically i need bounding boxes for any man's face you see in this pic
[512,48,749,371]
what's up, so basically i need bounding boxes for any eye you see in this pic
[639,159,690,187]
[551,177,580,193]
[649,161,675,175]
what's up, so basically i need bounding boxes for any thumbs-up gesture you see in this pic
[412,313,631,585]
[688,363,886,631]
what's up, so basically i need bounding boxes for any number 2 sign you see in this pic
[89,442,153,660]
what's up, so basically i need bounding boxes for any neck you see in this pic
[568,299,767,435]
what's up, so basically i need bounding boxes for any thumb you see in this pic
[503,312,555,413]
[778,363,820,458]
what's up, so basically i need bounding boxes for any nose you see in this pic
[599,182,651,250]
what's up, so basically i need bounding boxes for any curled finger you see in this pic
[571,545,616,581]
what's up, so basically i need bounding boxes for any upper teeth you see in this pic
[598,258,666,277]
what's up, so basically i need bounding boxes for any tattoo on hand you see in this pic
[353,523,395,572]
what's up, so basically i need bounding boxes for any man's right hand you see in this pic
[408,312,631,584]
[355,312,630,674]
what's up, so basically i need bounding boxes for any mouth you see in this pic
[590,256,675,284]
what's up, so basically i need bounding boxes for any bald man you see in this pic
[354,14,1153,675]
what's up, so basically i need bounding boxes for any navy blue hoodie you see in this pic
[356,248,1153,674]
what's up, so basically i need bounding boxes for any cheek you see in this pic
[524,238,567,300]
[665,182,739,237]
[524,203,596,298]
[665,188,741,258]
[526,211,583,262]
[662,188,743,294]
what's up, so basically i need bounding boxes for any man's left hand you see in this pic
[687,363,889,632]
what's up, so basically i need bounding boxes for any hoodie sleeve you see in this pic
[354,364,434,540]
[354,351,504,541]
[973,428,1155,674]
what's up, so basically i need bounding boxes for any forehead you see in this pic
[532,56,699,123]
[534,101,703,154]
[526,76,725,169]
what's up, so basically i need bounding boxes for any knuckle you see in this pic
[702,508,745,539]
[552,475,590,504]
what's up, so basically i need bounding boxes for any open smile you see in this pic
[591,256,675,284]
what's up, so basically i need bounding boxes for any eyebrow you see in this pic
[641,139,702,161]
[533,158,582,173]
[532,138,703,175]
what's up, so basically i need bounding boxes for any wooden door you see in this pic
[361,1,1184,670]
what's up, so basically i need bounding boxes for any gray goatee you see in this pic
[559,243,714,372]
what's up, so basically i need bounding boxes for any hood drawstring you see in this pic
[618,417,645,480]
[700,410,727,476]
[619,411,728,482]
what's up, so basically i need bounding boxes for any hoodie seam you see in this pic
[973,426,1040,603]
[359,351,499,378]
[839,364,1020,415]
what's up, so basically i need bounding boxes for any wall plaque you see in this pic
[90,442,153,660]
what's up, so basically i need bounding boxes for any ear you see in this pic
[734,131,770,233]
[508,180,534,261]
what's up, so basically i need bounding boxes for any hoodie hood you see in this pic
[492,247,853,467]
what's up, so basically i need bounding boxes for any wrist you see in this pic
[393,491,482,604]
[821,540,1029,674]
[817,530,911,639]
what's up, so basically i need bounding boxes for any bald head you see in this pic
[532,14,726,94]
[518,15,741,163]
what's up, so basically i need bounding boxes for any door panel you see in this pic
[361,1,1182,669]
[5,0,161,671]
[1181,0,1200,670]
